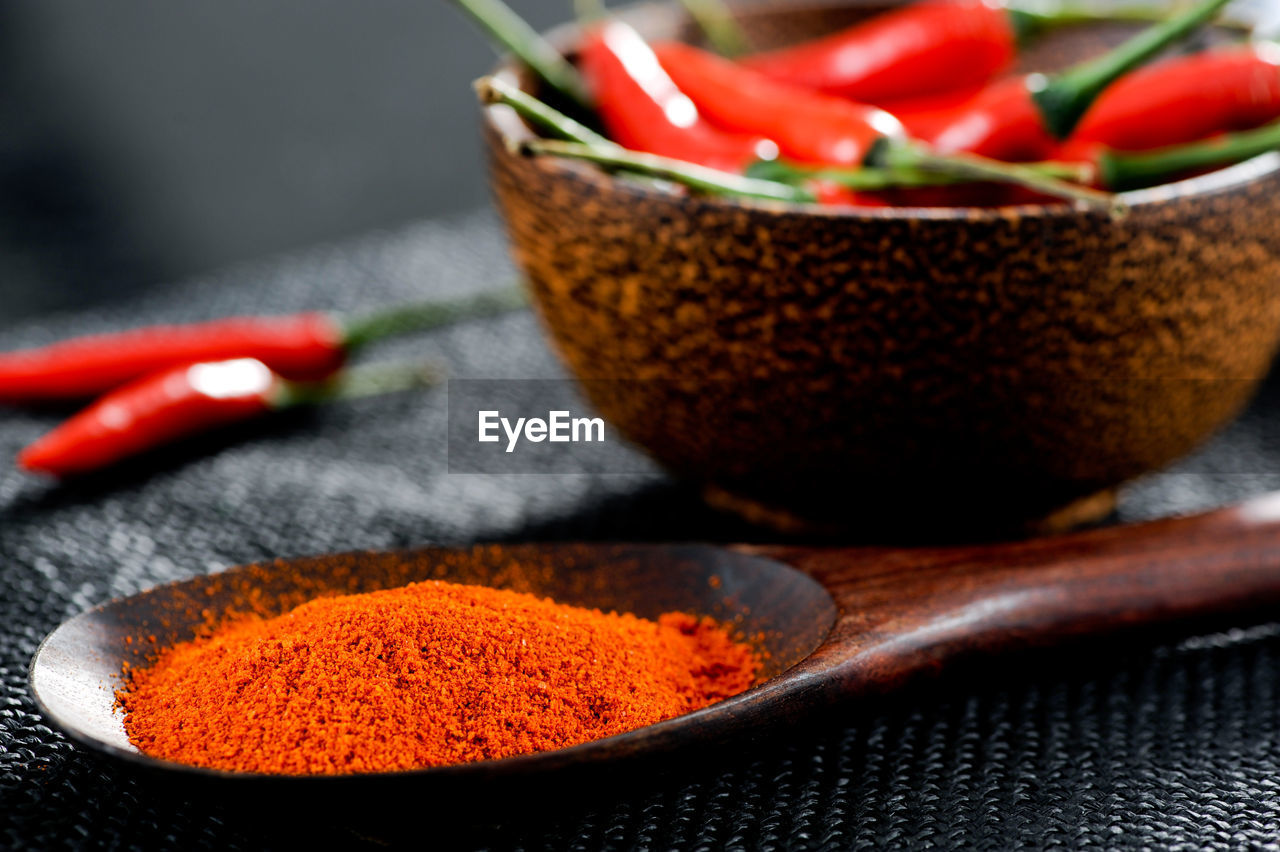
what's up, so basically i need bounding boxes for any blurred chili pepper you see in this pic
[742,0,1021,104]
[874,83,992,139]
[17,359,443,477]
[1058,45,1280,160]
[0,288,523,403]
[916,0,1232,160]
[925,75,1060,160]
[651,41,1115,211]
[577,20,777,171]
[654,41,904,165]
[1078,116,1280,191]
[764,116,1280,199]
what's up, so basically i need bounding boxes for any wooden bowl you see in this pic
[482,1,1280,535]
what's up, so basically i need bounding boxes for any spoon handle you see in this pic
[757,493,1280,692]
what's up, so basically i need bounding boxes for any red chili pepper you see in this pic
[17,358,441,477]
[1067,116,1280,192]
[656,40,1117,209]
[577,20,776,171]
[742,0,1019,104]
[653,41,904,166]
[0,315,343,402]
[923,75,1059,160]
[875,83,992,139]
[0,288,522,403]
[766,114,1280,200]
[650,40,1119,211]
[908,0,1232,159]
[1059,46,1280,159]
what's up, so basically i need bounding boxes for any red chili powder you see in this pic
[118,579,759,775]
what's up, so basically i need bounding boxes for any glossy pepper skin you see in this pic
[896,0,1233,161]
[0,288,523,404]
[577,21,774,171]
[0,315,344,403]
[743,0,1018,104]
[874,84,991,138]
[922,75,1059,161]
[1060,46,1280,157]
[653,41,904,166]
[18,359,278,477]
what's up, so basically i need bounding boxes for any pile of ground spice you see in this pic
[118,580,759,775]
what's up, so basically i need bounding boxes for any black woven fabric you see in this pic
[4,209,1280,850]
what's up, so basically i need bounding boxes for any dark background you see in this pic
[2,0,569,319]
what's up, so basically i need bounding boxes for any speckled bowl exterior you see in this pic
[482,1,1280,532]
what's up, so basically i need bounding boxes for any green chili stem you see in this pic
[479,79,674,191]
[522,139,816,202]
[475,76,614,147]
[873,140,1125,215]
[753,160,931,190]
[770,118,1280,197]
[1006,0,1251,42]
[447,0,591,109]
[271,362,447,410]
[749,157,1091,189]
[1098,118,1280,191]
[1032,0,1232,139]
[745,159,951,189]
[1007,5,1151,41]
[677,0,753,57]
[339,286,529,352]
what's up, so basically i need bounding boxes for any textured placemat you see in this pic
[3,209,1280,850]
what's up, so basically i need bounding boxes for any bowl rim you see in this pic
[481,0,1280,223]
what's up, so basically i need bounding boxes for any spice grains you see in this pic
[119,579,758,774]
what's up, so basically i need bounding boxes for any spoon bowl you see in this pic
[30,543,835,791]
[30,494,1280,802]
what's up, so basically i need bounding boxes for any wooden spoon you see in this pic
[29,492,1280,802]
